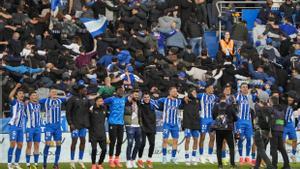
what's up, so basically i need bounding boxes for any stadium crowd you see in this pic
[1,0,300,169]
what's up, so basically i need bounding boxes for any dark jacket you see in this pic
[182,95,200,130]
[287,75,300,96]
[212,101,238,130]
[279,2,296,19]
[271,104,287,132]
[139,100,157,133]
[184,18,204,38]
[254,103,272,131]
[89,105,107,142]
[231,23,248,42]
[66,93,91,129]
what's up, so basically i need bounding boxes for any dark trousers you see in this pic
[216,130,235,166]
[126,126,141,161]
[109,125,124,156]
[254,130,274,169]
[139,131,155,159]
[91,139,107,165]
[270,131,290,169]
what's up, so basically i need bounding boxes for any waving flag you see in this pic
[51,0,60,16]
[80,16,108,38]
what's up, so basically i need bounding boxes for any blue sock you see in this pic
[71,151,75,161]
[8,147,14,163]
[26,154,30,164]
[162,148,167,156]
[208,147,213,155]
[43,145,50,166]
[238,139,243,156]
[199,148,203,155]
[251,152,256,159]
[34,154,39,164]
[185,153,189,159]
[246,138,251,156]
[292,149,297,155]
[54,146,61,165]
[222,150,226,158]
[192,150,196,157]
[171,149,177,158]
[15,148,22,163]
[79,150,84,160]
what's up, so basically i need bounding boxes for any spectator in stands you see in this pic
[280,17,298,39]
[253,19,267,46]
[279,0,296,22]
[231,20,248,52]
[184,13,204,56]
[259,38,281,63]
[218,32,234,62]
[257,0,274,24]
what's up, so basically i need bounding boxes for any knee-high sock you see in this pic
[34,154,39,164]
[54,145,61,165]
[71,150,75,161]
[43,145,50,166]
[26,154,31,165]
[171,149,177,158]
[246,137,251,156]
[15,148,22,163]
[162,148,167,156]
[8,147,14,164]
[238,139,243,156]
[79,150,84,160]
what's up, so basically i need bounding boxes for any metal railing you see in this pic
[215,0,294,40]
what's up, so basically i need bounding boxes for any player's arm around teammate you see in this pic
[7,83,25,169]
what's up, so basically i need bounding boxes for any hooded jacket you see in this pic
[182,94,200,130]
[66,91,91,129]
[89,104,107,142]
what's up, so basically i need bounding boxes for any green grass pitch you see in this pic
[1,163,300,169]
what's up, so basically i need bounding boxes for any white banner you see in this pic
[0,132,300,163]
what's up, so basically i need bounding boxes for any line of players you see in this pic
[6,81,298,169]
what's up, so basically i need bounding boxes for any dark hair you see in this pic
[169,86,177,92]
[16,89,25,94]
[95,96,103,101]
[132,89,140,93]
[143,92,150,96]
[270,96,279,105]
[240,82,248,88]
[218,93,227,100]
[29,91,37,96]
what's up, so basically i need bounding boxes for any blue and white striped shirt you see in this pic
[25,102,41,128]
[40,98,65,125]
[236,94,251,120]
[285,106,294,124]
[197,93,217,119]
[9,99,25,128]
[157,98,182,125]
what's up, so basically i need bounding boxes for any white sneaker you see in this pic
[185,160,191,166]
[208,155,214,164]
[126,161,133,169]
[192,157,198,165]
[170,157,178,164]
[291,155,297,163]
[200,156,206,164]
[70,162,76,169]
[8,164,14,169]
[162,156,167,164]
[132,161,138,168]
[14,164,23,169]
[78,161,86,169]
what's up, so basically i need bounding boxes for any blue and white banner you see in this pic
[51,0,60,16]
[80,16,108,38]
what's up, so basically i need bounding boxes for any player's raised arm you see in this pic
[9,83,22,101]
